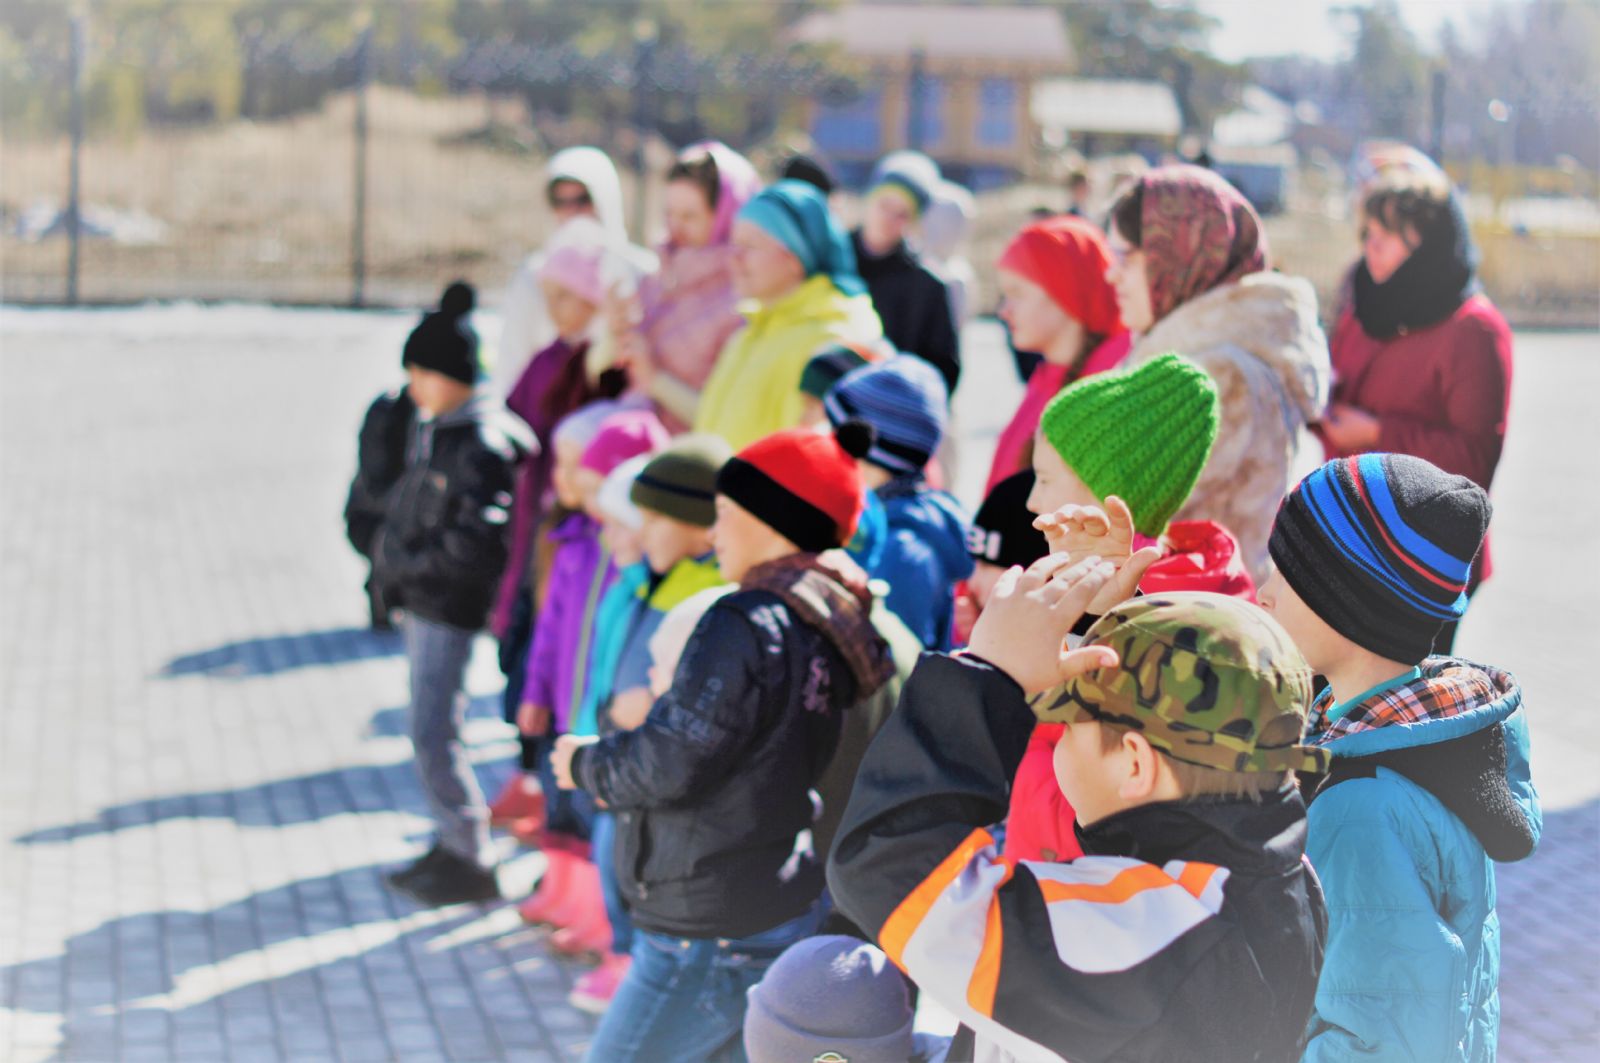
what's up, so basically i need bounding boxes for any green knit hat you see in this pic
[629,433,734,528]
[1038,352,1219,536]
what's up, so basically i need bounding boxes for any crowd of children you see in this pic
[347,143,1537,1063]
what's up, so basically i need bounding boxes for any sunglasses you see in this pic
[550,192,593,211]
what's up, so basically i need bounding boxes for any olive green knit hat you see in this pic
[1038,352,1219,537]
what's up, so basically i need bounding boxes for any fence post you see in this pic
[66,10,87,306]
[351,19,372,308]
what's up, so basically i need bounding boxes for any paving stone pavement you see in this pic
[1,306,1596,1062]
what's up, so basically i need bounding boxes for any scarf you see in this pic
[740,551,894,697]
[1139,165,1269,326]
[738,180,866,297]
[1351,192,1479,339]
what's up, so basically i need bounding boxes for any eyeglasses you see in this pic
[550,193,593,211]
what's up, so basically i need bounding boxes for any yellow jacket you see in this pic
[694,274,883,450]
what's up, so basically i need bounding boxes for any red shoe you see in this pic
[568,953,632,1014]
[543,854,604,936]
[490,776,545,828]
[517,849,574,926]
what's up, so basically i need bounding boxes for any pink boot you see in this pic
[517,847,575,926]
[568,953,632,1014]
[548,861,612,956]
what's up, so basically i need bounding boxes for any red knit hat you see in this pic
[997,217,1124,337]
[715,423,874,551]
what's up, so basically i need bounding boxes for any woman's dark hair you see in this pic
[1362,172,1454,248]
[1109,181,1144,248]
[666,150,721,210]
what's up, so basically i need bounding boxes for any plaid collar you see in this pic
[1307,658,1498,746]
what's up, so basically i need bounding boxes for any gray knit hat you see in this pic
[629,433,733,528]
[744,936,916,1063]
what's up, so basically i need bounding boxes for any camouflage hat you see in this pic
[1029,592,1329,774]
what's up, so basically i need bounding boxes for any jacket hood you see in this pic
[1131,271,1330,425]
[435,393,537,458]
[1317,658,1540,862]
[881,482,975,580]
[1077,783,1309,878]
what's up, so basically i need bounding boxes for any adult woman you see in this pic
[1108,165,1330,584]
[693,179,883,450]
[1319,171,1511,649]
[496,147,657,396]
[608,142,760,431]
[985,216,1130,493]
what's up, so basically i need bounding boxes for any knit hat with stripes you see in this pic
[629,433,733,529]
[823,355,949,475]
[1269,453,1491,663]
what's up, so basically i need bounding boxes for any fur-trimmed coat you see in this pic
[1125,273,1331,584]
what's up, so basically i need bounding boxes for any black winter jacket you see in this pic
[347,392,531,630]
[570,588,861,939]
[852,230,961,392]
[829,653,1327,1063]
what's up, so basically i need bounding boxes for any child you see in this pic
[551,422,895,1063]
[828,561,1330,1062]
[488,233,622,829]
[357,282,533,907]
[952,469,1051,645]
[1012,350,1249,863]
[797,340,889,428]
[558,435,732,1009]
[516,408,663,919]
[824,355,973,650]
[1259,454,1539,1062]
[744,936,947,1063]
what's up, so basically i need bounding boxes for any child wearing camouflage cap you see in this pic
[828,556,1329,1063]
[1260,454,1539,1062]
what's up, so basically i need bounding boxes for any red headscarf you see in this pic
[1135,165,1269,325]
[997,216,1124,337]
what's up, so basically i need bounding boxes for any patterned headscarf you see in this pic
[1136,165,1269,325]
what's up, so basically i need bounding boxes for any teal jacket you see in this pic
[1302,658,1540,1063]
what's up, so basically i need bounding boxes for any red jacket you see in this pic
[1319,294,1512,582]
[1004,521,1255,864]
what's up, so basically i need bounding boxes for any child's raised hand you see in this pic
[967,554,1117,695]
[1033,495,1137,566]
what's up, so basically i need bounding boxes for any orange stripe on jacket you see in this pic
[967,861,1016,1018]
[880,827,995,968]
[1037,862,1180,905]
[1173,861,1220,899]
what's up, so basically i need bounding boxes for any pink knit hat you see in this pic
[580,410,669,477]
[538,242,607,307]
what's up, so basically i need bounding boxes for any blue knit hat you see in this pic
[744,936,915,1063]
[823,355,949,475]
[1269,453,1491,662]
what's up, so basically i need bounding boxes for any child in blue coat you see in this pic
[824,355,972,650]
[1260,454,1540,1063]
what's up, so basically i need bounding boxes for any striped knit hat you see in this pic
[629,433,733,528]
[823,355,949,475]
[1269,454,1491,663]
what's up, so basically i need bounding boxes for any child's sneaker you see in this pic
[568,953,631,1014]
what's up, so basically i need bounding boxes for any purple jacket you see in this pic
[492,336,597,638]
[520,512,615,732]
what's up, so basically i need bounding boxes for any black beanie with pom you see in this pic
[402,281,479,385]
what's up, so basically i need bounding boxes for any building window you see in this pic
[977,78,1017,149]
[910,74,946,149]
[813,85,884,154]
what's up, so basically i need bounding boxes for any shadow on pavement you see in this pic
[157,626,402,680]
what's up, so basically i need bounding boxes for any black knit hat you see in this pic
[969,471,1050,569]
[629,433,733,528]
[1269,453,1491,663]
[402,281,479,385]
[779,153,835,196]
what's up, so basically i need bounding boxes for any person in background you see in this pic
[356,282,533,907]
[824,356,972,651]
[1317,171,1512,653]
[1260,455,1538,1062]
[606,142,762,432]
[1107,165,1330,584]
[694,180,883,449]
[1064,169,1092,219]
[987,216,1131,494]
[497,147,657,395]
[796,341,891,429]
[552,423,893,1063]
[779,152,836,197]
[850,151,961,392]
[918,178,978,334]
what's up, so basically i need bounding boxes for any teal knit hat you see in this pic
[1038,352,1219,536]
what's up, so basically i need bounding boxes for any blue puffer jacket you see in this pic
[1302,658,1540,1063]
[870,476,973,651]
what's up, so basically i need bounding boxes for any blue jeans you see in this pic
[583,902,825,1063]
[403,614,488,866]
[592,811,633,956]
